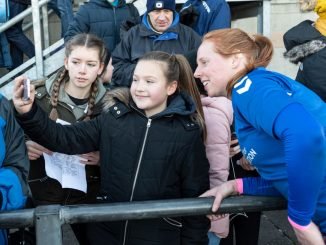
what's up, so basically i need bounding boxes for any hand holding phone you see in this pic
[12,76,35,115]
[22,78,30,101]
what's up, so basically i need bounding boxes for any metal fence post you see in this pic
[35,205,62,245]
[31,0,44,78]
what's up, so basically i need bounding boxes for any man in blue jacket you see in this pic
[111,0,201,88]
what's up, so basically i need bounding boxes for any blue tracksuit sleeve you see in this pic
[273,103,326,227]
[242,177,282,196]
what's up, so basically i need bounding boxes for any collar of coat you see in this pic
[102,87,196,118]
[140,12,180,41]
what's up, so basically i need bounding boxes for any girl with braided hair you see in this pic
[24,33,109,244]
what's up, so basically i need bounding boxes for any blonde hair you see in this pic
[202,28,273,97]
[299,0,317,11]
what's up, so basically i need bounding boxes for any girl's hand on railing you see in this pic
[200,180,238,220]
[13,76,35,115]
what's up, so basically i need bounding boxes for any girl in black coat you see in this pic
[13,51,210,245]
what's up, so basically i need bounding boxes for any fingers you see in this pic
[28,152,41,160]
[26,140,52,155]
[230,144,241,157]
[199,187,218,198]
[12,76,36,114]
[207,213,228,221]
[13,76,25,97]
[79,151,100,165]
[230,138,238,146]
[238,157,255,171]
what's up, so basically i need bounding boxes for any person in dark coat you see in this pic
[13,51,210,245]
[64,0,139,54]
[47,0,74,37]
[283,0,326,101]
[0,94,29,244]
[5,0,35,69]
[111,0,201,88]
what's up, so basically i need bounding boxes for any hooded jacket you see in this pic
[0,94,29,244]
[202,96,233,238]
[64,0,139,53]
[16,90,210,244]
[111,13,201,88]
[283,20,326,101]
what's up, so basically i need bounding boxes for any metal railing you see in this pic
[0,196,287,244]
[0,0,66,96]
[0,0,52,77]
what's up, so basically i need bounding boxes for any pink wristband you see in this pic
[235,179,243,194]
[288,217,310,231]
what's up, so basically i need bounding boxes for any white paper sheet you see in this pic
[44,153,87,193]
[43,118,87,193]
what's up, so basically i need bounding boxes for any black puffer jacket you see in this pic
[64,0,139,53]
[16,91,210,245]
[284,20,326,101]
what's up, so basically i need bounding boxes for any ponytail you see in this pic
[175,55,206,140]
[139,51,206,140]
[203,29,273,97]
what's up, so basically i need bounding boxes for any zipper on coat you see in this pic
[122,118,152,245]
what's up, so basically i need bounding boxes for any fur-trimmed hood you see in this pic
[284,39,326,64]
[102,87,130,112]
[283,20,326,64]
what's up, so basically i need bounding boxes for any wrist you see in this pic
[231,179,243,195]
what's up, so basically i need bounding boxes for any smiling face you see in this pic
[148,9,174,33]
[194,41,236,97]
[130,60,177,117]
[64,46,104,93]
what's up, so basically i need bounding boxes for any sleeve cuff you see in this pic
[288,217,311,231]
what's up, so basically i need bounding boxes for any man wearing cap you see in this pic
[110,0,201,88]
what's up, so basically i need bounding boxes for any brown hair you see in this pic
[138,51,206,139]
[49,33,107,121]
[202,28,273,97]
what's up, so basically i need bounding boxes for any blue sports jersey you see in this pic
[232,67,326,232]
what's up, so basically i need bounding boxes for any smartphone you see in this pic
[22,78,30,101]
